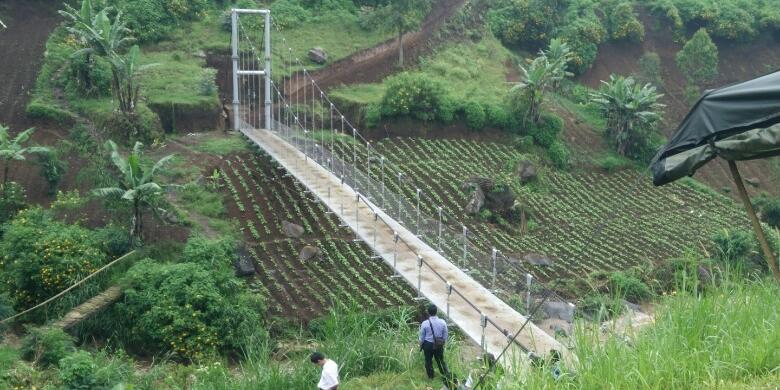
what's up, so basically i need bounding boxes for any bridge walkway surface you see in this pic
[240,126,570,368]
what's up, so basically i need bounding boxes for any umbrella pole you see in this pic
[727,160,780,283]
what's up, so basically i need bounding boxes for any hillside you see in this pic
[1,0,779,389]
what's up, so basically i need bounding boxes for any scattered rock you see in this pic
[541,301,575,322]
[193,50,206,58]
[524,253,553,267]
[461,176,494,191]
[516,160,537,184]
[282,221,305,238]
[484,186,515,213]
[308,47,328,64]
[745,177,760,187]
[465,186,485,215]
[697,264,712,285]
[622,300,641,312]
[551,323,569,337]
[299,245,321,262]
[160,209,180,224]
[234,247,256,277]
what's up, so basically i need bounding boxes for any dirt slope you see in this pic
[0,0,59,129]
[578,8,780,195]
[286,0,468,95]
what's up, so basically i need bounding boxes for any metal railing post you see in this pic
[371,212,380,259]
[230,10,239,131]
[397,173,403,219]
[480,313,487,351]
[339,175,347,227]
[380,156,385,209]
[526,273,533,314]
[353,192,360,241]
[263,10,271,129]
[391,231,401,278]
[352,128,357,180]
[437,206,443,251]
[491,248,498,291]
[415,188,421,236]
[461,225,469,272]
[414,255,424,301]
[446,282,452,319]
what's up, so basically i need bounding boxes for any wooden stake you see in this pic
[727,160,780,284]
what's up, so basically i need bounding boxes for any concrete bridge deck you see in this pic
[240,126,569,367]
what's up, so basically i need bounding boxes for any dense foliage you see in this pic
[20,326,76,368]
[650,0,780,41]
[0,208,109,312]
[675,28,719,86]
[378,72,454,122]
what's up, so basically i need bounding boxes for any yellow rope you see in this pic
[0,251,136,324]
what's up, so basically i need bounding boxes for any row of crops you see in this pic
[328,136,746,298]
[218,153,414,319]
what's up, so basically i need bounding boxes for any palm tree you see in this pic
[93,141,174,241]
[590,75,665,156]
[542,38,573,91]
[0,125,49,198]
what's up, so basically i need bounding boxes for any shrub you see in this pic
[0,208,109,312]
[112,259,266,360]
[558,16,606,75]
[596,154,633,172]
[363,103,382,128]
[463,100,487,130]
[94,225,133,258]
[484,104,510,129]
[711,228,756,267]
[25,101,75,125]
[607,1,644,41]
[198,69,218,97]
[37,150,67,196]
[676,28,718,86]
[182,235,235,268]
[609,271,652,302]
[102,105,163,144]
[547,141,570,169]
[379,73,450,122]
[20,326,75,367]
[528,113,563,148]
[115,0,175,43]
[271,0,312,29]
[66,54,113,98]
[59,351,98,389]
[753,194,780,228]
[0,182,27,225]
[636,52,664,88]
[579,293,624,320]
[0,293,14,342]
[488,0,562,49]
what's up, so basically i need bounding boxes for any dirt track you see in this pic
[0,0,59,129]
[286,0,468,95]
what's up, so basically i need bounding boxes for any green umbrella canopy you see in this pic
[650,70,780,283]
[651,70,780,186]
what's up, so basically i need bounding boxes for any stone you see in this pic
[524,253,553,267]
[234,247,255,277]
[516,160,537,184]
[697,264,712,285]
[551,323,569,337]
[308,47,328,64]
[745,177,760,187]
[484,186,515,213]
[299,245,321,262]
[282,221,305,238]
[622,300,641,312]
[541,301,575,322]
[465,186,485,215]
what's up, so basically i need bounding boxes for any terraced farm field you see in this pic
[217,153,414,320]
[327,137,746,297]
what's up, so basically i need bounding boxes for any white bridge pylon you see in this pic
[231,9,571,369]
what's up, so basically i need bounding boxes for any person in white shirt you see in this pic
[310,351,339,390]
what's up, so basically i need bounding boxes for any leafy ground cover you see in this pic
[217,152,414,319]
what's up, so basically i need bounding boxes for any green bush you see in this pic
[25,100,75,125]
[609,271,652,302]
[596,154,633,172]
[579,293,624,320]
[0,207,109,312]
[463,100,487,130]
[710,227,779,274]
[607,1,645,41]
[0,182,27,225]
[753,194,780,228]
[379,73,451,122]
[101,105,163,144]
[37,150,67,196]
[116,0,175,43]
[547,140,570,169]
[558,15,606,75]
[271,0,312,29]
[636,51,664,88]
[65,54,113,98]
[528,113,563,148]
[363,103,382,128]
[488,0,562,49]
[111,259,266,360]
[58,351,98,389]
[484,104,510,129]
[94,225,133,258]
[676,28,719,86]
[0,293,14,342]
[20,326,75,367]
[182,235,235,268]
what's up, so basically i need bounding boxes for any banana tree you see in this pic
[0,125,49,198]
[511,56,554,125]
[93,141,174,241]
[590,75,664,157]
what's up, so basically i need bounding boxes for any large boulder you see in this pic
[234,247,256,277]
[308,47,328,64]
[465,186,485,215]
[484,186,515,213]
[282,221,305,239]
[299,245,321,262]
[516,160,537,184]
[541,301,575,322]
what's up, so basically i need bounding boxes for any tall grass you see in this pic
[515,278,780,389]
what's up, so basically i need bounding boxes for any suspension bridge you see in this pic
[229,9,572,367]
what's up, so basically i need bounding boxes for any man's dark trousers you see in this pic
[421,341,449,379]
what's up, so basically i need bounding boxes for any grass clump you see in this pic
[191,134,250,156]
